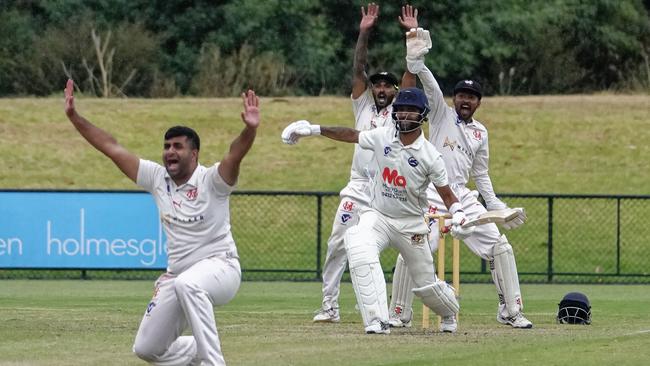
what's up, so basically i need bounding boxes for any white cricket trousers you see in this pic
[351,210,438,291]
[319,181,369,310]
[133,255,241,366]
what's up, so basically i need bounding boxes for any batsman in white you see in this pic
[282,87,473,334]
[64,79,261,365]
[312,2,419,323]
[387,27,532,330]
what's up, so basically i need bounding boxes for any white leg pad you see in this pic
[345,226,389,329]
[491,235,523,317]
[412,280,459,317]
[389,254,415,322]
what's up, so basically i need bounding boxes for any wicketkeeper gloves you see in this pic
[405,27,432,74]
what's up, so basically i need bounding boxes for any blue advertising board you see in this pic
[0,191,167,269]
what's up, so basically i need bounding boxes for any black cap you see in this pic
[369,71,399,89]
[453,79,482,99]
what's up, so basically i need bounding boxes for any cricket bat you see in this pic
[460,208,521,228]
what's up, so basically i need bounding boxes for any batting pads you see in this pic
[389,254,415,323]
[491,235,523,317]
[412,280,459,317]
[344,227,389,331]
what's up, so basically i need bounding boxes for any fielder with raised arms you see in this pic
[312,2,418,323]
[282,87,473,334]
[65,79,261,365]
[387,27,532,330]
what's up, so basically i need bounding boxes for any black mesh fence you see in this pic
[1,191,649,283]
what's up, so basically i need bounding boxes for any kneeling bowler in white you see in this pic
[65,79,261,365]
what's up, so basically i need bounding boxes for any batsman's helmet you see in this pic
[392,88,430,116]
[557,292,592,325]
[391,88,430,133]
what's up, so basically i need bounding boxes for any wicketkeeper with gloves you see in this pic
[281,87,472,334]
[387,26,532,331]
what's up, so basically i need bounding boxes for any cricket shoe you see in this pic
[440,315,457,333]
[388,308,412,328]
[313,307,340,323]
[497,312,533,328]
[365,321,390,334]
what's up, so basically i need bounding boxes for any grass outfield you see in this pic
[0,95,649,194]
[1,281,649,365]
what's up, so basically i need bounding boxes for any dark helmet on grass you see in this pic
[557,292,592,325]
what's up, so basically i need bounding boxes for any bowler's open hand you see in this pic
[241,89,260,128]
[64,79,76,119]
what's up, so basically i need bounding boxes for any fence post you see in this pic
[547,196,553,283]
[616,197,621,275]
[316,194,323,280]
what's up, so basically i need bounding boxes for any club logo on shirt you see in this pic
[341,213,352,224]
[342,201,355,212]
[473,130,482,141]
[384,146,392,156]
[411,234,425,246]
[146,301,157,315]
[186,188,198,201]
[443,137,456,151]
[408,156,418,167]
[382,167,407,187]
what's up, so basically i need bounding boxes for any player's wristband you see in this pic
[449,202,462,215]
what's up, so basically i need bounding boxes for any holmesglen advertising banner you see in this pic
[0,191,167,269]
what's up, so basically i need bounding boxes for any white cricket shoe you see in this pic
[440,315,457,333]
[365,322,390,334]
[388,307,412,328]
[497,312,533,328]
[313,307,340,323]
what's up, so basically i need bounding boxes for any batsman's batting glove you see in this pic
[501,207,527,230]
[281,120,321,145]
[405,27,431,74]
[450,210,475,240]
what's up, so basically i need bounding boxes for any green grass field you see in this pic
[1,96,649,364]
[0,95,649,194]
[1,280,649,366]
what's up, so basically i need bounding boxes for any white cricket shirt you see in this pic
[418,68,504,209]
[137,159,237,274]
[358,126,448,233]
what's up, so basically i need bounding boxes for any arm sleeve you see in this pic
[471,135,507,210]
[417,64,448,129]
[358,129,380,151]
[206,163,236,197]
[136,159,164,192]
[428,154,449,187]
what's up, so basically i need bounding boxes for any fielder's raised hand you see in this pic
[399,4,419,30]
[359,3,379,32]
